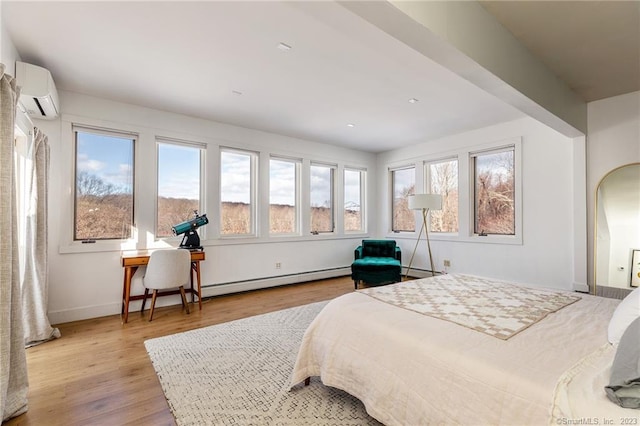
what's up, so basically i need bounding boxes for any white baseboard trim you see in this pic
[49,303,120,325]
[573,282,590,293]
[48,267,352,324]
[201,267,351,298]
[404,267,439,279]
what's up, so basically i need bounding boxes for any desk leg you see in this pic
[195,261,202,311]
[122,266,137,324]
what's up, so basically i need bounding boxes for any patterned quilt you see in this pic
[358,274,581,340]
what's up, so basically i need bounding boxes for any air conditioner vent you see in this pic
[15,61,60,120]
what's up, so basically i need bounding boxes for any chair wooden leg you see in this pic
[180,286,190,315]
[354,280,358,290]
[195,264,202,311]
[149,290,158,322]
[140,288,149,312]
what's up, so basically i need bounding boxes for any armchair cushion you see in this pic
[362,240,397,258]
[352,257,401,271]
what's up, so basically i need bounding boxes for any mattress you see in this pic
[290,274,634,425]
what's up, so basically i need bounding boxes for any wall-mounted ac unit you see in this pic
[15,61,60,120]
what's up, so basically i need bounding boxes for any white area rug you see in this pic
[145,302,381,426]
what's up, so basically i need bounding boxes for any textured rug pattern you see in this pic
[145,302,381,425]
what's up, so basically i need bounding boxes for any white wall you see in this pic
[607,219,639,287]
[376,117,583,290]
[587,91,640,288]
[0,7,21,73]
[41,91,376,324]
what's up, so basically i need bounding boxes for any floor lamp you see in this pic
[405,194,442,278]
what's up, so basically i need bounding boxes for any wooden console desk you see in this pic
[121,249,205,323]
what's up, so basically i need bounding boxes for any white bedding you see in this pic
[552,343,639,423]
[290,275,637,425]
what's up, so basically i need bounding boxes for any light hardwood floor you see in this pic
[5,276,356,426]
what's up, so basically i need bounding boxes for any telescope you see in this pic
[171,211,209,250]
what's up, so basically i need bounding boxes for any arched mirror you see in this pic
[595,163,640,298]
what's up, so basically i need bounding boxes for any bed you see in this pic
[290,274,639,425]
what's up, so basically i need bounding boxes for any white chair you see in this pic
[140,249,192,321]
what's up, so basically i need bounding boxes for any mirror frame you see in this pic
[593,162,640,296]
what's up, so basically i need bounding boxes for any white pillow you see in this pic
[608,287,640,345]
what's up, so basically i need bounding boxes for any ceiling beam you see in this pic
[341,0,586,137]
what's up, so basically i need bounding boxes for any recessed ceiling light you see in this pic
[277,42,292,51]
[347,123,355,128]
[408,98,419,104]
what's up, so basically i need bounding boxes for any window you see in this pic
[426,158,458,233]
[73,126,135,240]
[391,166,415,232]
[472,146,515,235]
[344,168,365,232]
[14,124,29,274]
[220,149,256,236]
[156,140,203,238]
[310,163,335,233]
[269,157,299,234]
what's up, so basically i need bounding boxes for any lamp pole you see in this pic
[405,207,436,279]
[422,208,436,277]
[406,194,442,279]
[405,212,425,279]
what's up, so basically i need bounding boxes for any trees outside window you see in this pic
[156,140,203,238]
[310,164,335,233]
[472,147,515,235]
[427,159,458,233]
[220,149,255,235]
[74,127,135,240]
[344,168,365,232]
[391,167,415,232]
[270,157,299,234]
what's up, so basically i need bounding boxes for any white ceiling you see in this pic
[3,1,637,153]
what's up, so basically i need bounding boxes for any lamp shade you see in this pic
[408,194,442,210]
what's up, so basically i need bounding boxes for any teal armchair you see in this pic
[351,240,402,289]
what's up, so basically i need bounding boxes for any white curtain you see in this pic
[0,63,29,421]
[21,127,60,346]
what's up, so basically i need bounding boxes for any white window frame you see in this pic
[309,162,336,235]
[269,155,301,236]
[155,137,206,240]
[390,165,416,233]
[59,123,140,253]
[424,156,459,236]
[343,167,367,234]
[384,138,522,245]
[468,140,522,244]
[219,147,258,238]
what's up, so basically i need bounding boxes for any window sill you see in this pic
[58,239,138,254]
[207,233,370,246]
[385,232,523,246]
[59,232,372,253]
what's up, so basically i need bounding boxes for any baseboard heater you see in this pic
[200,266,351,298]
